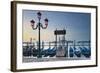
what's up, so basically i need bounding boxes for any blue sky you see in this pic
[22,10,91,42]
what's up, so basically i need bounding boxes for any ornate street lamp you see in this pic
[30,12,48,58]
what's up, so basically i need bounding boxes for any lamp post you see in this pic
[30,12,48,58]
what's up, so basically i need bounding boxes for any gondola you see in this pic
[74,47,81,57]
[69,47,74,57]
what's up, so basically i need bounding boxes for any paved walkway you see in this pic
[23,56,90,63]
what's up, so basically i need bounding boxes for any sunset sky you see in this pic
[22,10,91,43]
